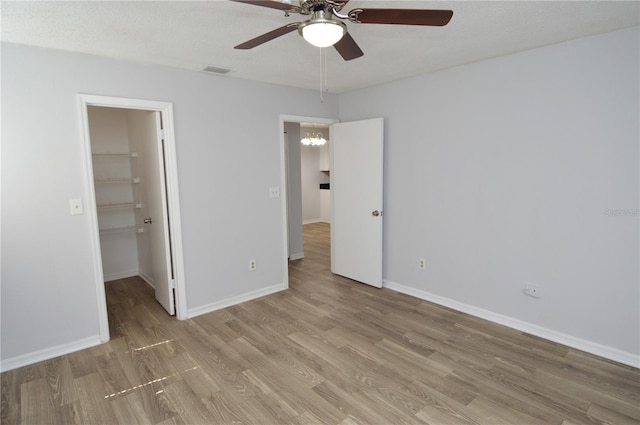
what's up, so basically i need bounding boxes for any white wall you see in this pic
[0,43,338,368]
[301,144,321,223]
[319,140,331,223]
[285,122,304,260]
[320,189,331,223]
[339,27,639,364]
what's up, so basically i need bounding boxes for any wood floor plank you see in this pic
[190,312,241,343]
[200,391,248,424]
[233,360,346,424]
[2,369,22,425]
[161,380,213,424]
[465,395,550,425]
[229,336,325,389]
[110,392,154,425]
[55,401,85,425]
[587,402,640,425]
[312,380,397,425]
[374,338,451,380]
[409,378,480,425]
[72,373,119,424]
[534,368,640,421]
[432,354,584,425]
[3,222,639,424]
[43,357,77,408]
[173,346,259,407]
[408,370,478,407]
[168,352,221,398]
[346,389,427,425]
[20,378,58,425]
[484,364,597,421]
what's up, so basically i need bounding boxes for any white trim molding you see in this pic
[289,253,305,261]
[138,272,156,289]
[0,336,103,373]
[104,269,139,282]
[383,280,640,369]
[186,283,287,319]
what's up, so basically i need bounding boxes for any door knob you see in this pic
[144,217,153,224]
[372,210,381,217]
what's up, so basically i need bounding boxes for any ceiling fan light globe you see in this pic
[302,21,345,48]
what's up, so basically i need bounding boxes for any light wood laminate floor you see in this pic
[2,222,639,424]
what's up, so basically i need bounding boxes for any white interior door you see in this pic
[140,111,175,314]
[331,118,384,288]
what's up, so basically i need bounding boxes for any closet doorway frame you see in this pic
[78,94,187,343]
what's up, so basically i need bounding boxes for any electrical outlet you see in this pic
[269,187,280,198]
[249,259,256,271]
[418,258,426,270]
[523,282,541,298]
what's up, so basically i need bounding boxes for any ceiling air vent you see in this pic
[202,65,231,74]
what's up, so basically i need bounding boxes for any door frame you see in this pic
[279,114,338,287]
[78,94,187,343]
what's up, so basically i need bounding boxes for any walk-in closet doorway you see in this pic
[79,95,186,343]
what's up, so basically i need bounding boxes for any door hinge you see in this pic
[159,129,165,140]
[170,279,175,289]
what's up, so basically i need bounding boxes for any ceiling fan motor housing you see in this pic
[298,10,347,47]
[299,0,347,14]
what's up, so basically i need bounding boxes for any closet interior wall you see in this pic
[88,106,153,284]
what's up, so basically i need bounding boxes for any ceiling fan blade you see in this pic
[334,32,363,61]
[230,0,301,12]
[235,23,300,49]
[352,9,453,26]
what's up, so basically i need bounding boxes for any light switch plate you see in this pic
[70,199,83,215]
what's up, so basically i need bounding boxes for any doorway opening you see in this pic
[280,115,338,286]
[79,95,187,343]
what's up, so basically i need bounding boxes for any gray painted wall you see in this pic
[339,27,639,358]
[1,42,338,364]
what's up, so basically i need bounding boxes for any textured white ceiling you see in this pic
[2,1,638,93]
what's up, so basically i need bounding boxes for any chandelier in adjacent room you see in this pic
[301,128,327,146]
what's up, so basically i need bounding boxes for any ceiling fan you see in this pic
[232,0,453,60]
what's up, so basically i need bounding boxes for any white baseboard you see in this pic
[0,335,103,373]
[138,271,155,288]
[104,269,138,282]
[1,283,287,371]
[303,219,322,225]
[186,283,288,319]
[383,280,639,368]
[289,252,305,261]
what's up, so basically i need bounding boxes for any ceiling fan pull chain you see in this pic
[323,46,329,93]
